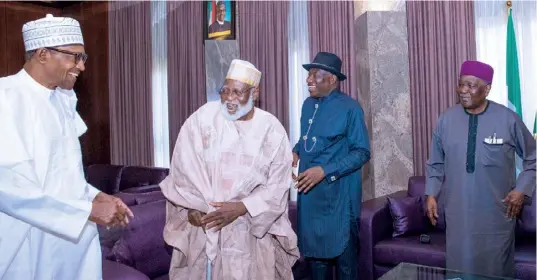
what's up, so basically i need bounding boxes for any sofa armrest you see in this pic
[358,190,407,280]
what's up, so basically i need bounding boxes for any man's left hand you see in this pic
[201,202,247,231]
[296,166,325,193]
[502,190,525,218]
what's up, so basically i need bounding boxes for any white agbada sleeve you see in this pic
[86,183,101,201]
[74,110,101,201]
[0,90,93,241]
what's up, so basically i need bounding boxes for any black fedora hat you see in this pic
[302,51,346,81]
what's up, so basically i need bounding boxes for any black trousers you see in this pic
[308,234,359,280]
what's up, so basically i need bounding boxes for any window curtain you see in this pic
[238,1,290,131]
[287,0,310,201]
[166,1,206,157]
[108,1,154,166]
[406,1,477,175]
[151,0,169,168]
[308,1,356,99]
[474,0,537,129]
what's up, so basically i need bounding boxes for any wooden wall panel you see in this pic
[0,2,6,76]
[62,1,110,166]
[0,2,59,76]
[0,1,111,167]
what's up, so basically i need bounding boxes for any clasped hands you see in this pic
[292,152,325,193]
[188,201,247,232]
[89,192,134,228]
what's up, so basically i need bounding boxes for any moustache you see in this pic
[225,101,239,107]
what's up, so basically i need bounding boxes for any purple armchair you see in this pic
[358,176,536,280]
[99,191,170,280]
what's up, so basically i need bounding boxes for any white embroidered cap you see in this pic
[225,59,261,87]
[22,14,84,51]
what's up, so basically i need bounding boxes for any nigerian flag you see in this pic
[506,8,522,117]
[506,8,523,174]
[534,112,536,134]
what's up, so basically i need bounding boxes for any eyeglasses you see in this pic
[219,86,253,99]
[46,47,88,64]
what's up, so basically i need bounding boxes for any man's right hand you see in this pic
[426,196,439,226]
[89,192,134,227]
[188,209,206,229]
[292,152,299,181]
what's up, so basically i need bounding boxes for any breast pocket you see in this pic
[480,142,512,167]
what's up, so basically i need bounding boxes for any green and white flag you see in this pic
[506,8,523,174]
[506,8,522,117]
[533,112,537,137]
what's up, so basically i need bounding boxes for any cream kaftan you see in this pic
[160,101,299,280]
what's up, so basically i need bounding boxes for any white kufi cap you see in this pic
[225,59,261,87]
[22,14,84,52]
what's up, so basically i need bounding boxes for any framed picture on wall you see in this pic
[204,0,236,40]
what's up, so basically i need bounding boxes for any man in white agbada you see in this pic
[160,59,300,279]
[0,14,133,280]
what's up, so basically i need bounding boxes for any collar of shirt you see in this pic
[463,100,490,116]
[313,89,339,103]
[18,69,55,99]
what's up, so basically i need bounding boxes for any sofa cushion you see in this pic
[101,191,166,259]
[114,192,138,206]
[114,191,166,206]
[134,191,165,205]
[121,184,162,194]
[515,239,536,280]
[517,189,536,238]
[408,176,446,232]
[102,259,150,280]
[374,232,446,268]
[119,166,169,191]
[515,262,536,280]
[86,164,125,194]
[515,239,537,265]
[98,225,125,252]
[108,200,172,279]
[387,196,428,237]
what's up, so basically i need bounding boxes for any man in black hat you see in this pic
[292,51,371,279]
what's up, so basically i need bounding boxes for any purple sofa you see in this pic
[85,164,311,280]
[85,164,168,195]
[359,176,536,280]
[86,164,171,280]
